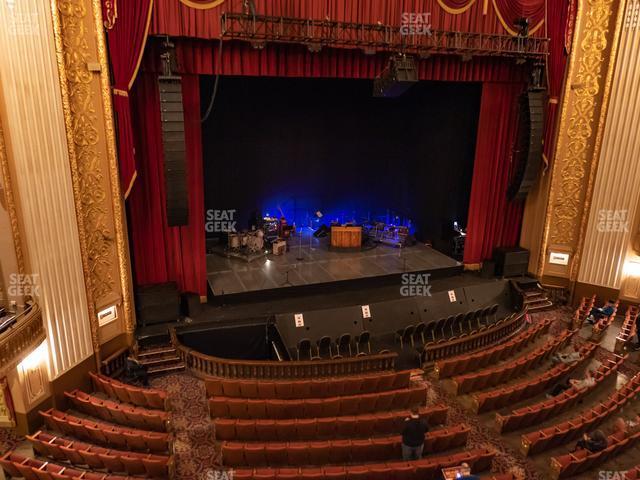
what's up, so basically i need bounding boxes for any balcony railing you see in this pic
[0,303,45,375]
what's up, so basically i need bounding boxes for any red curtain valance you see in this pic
[151,0,547,39]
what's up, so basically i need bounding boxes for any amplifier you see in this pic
[493,247,530,277]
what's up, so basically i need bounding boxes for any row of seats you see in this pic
[26,431,172,478]
[205,371,411,400]
[435,317,551,379]
[625,466,640,479]
[451,329,573,395]
[64,389,168,432]
[422,311,525,364]
[496,355,624,433]
[89,372,167,411]
[229,447,496,480]
[40,409,170,453]
[214,405,448,441]
[550,428,640,479]
[209,385,427,419]
[473,342,597,413]
[0,451,132,480]
[522,371,640,456]
[615,305,638,352]
[572,294,596,328]
[592,300,620,334]
[221,425,470,467]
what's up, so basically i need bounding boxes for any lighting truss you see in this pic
[221,13,549,60]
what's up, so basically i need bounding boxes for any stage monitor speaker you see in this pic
[180,292,202,318]
[508,88,546,201]
[493,247,530,278]
[135,282,180,326]
[158,76,189,226]
[480,260,496,278]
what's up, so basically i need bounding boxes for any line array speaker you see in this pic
[158,76,189,226]
[508,88,545,201]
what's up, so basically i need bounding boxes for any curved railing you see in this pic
[0,303,45,375]
[423,307,528,364]
[170,328,397,379]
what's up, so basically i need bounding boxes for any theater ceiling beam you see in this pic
[221,13,549,60]
[537,0,627,285]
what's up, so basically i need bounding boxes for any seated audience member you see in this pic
[126,355,149,386]
[614,413,640,435]
[586,302,615,324]
[569,369,596,390]
[401,409,429,460]
[551,345,582,365]
[548,378,572,397]
[573,430,608,453]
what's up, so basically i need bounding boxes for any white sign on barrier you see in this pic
[361,305,371,319]
[448,290,457,302]
[294,313,304,328]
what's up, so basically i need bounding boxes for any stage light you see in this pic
[373,54,418,98]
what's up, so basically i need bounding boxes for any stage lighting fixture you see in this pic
[373,54,418,98]
[514,17,530,37]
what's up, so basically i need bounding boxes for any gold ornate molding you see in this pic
[0,305,46,377]
[0,118,25,275]
[50,0,136,357]
[538,0,626,280]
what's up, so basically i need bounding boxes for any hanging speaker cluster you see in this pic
[507,88,545,201]
[158,75,189,227]
[373,54,418,98]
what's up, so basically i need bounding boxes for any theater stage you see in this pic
[206,228,462,298]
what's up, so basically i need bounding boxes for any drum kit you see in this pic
[228,229,265,253]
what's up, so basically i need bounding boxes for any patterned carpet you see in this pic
[0,427,19,457]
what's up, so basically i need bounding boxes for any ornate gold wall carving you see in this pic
[49,0,135,352]
[0,120,25,276]
[538,0,626,280]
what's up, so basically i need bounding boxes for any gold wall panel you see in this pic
[539,0,626,281]
[50,0,135,349]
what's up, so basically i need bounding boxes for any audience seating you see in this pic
[625,466,640,479]
[214,404,448,441]
[39,408,171,453]
[229,447,495,479]
[0,450,153,480]
[26,430,173,478]
[451,329,573,395]
[615,305,639,353]
[209,384,427,419]
[572,295,596,329]
[89,371,168,410]
[205,370,411,399]
[221,425,470,467]
[473,342,597,413]
[64,389,168,432]
[496,354,625,433]
[423,310,527,364]
[591,300,620,337]
[521,371,640,456]
[434,317,552,379]
[550,428,640,479]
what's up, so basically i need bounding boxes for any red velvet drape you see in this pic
[105,0,153,198]
[464,82,525,264]
[151,0,547,39]
[543,0,571,169]
[129,74,207,297]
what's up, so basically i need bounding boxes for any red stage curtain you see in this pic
[151,0,547,39]
[492,0,545,35]
[464,82,525,264]
[105,0,153,198]
[543,0,571,169]
[128,74,207,297]
[142,38,529,84]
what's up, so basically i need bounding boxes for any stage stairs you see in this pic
[135,343,185,376]
[517,278,553,312]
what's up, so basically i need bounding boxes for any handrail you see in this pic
[0,303,45,375]
[100,346,129,378]
[271,341,283,362]
[170,328,397,379]
[423,308,528,364]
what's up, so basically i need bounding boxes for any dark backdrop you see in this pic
[201,76,481,251]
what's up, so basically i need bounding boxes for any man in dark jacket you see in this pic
[401,409,429,460]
